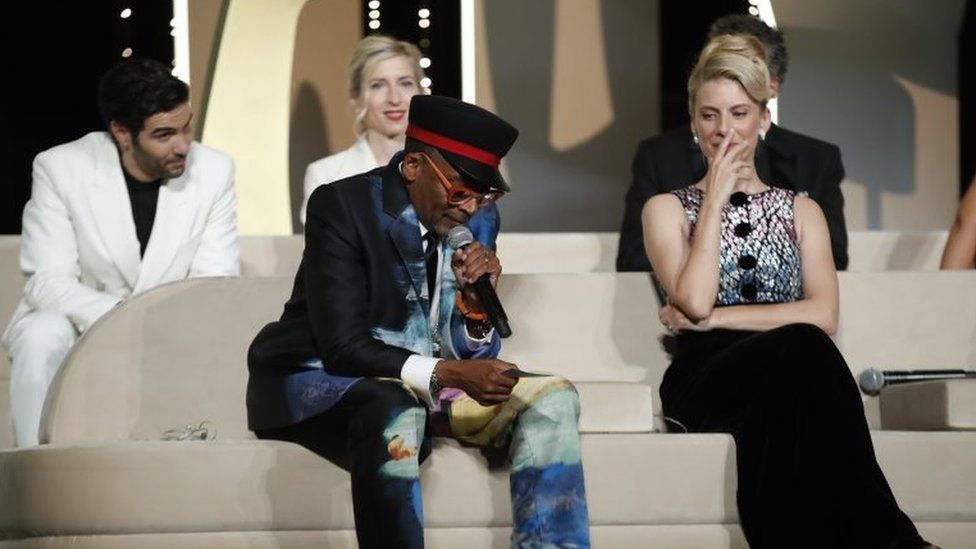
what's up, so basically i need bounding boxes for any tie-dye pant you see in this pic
[256,376,589,548]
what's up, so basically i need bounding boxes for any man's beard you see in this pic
[132,144,185,180]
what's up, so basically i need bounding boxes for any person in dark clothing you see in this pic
[617,14,848,272]
[645,34,931,548]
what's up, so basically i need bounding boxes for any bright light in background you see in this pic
[120,8,132,19]
[419,57,431,69]
[122,47,133,58]
[460,0,475,103]
[418,8,430,18]
[171,0,190,84]
[418,18,430,29]
[749,0,778,123]
[420,77,432,89]
[368,5,381,30]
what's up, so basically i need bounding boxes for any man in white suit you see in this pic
[2,58,240,447]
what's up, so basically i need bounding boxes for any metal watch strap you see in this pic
[429,365,442,399]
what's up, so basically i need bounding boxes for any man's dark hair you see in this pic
[97,58,189,135]
[709,14,788,84]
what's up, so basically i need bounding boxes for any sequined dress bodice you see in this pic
[672,186,802,305]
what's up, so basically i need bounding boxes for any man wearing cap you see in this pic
[246,95,589,548]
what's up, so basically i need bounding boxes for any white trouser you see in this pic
[5,311,77,447]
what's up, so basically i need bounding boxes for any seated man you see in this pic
[2,58,240,447]
[616,13,849,272]
[247,95,589,548]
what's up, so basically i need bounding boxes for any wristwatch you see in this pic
[429,365,443,400]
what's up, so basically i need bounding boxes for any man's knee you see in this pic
[7,311,77,369]
[510,379,582,440]
[348,382,426,443]
[520,378,581,424]
[352,379,423,412]
[510,381,583,471]
[347,381,427,477]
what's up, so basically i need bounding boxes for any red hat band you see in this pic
[406,124,501,168]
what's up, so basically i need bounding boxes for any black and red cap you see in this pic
[406,95,519,192]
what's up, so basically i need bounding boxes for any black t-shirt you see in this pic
[123,170,162,257]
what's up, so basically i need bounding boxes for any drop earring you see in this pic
[692,134,699,145]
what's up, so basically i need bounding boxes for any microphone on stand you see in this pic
[446,226,512,338]
[857,368,976,396]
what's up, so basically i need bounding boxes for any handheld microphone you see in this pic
[857,368,976,395]
[446,226,512,338]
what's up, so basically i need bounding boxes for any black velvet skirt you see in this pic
[660,323,926,549]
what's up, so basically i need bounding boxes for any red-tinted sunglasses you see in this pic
[420,152,504,207]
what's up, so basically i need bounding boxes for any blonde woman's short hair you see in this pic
[687,34,770,115]
[347,35,425,135]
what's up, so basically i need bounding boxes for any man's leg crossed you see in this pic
[443,376,590,548]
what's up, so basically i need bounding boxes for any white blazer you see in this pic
[300,135,379,224]
[3,132,240,341]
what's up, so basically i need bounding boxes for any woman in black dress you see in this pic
[642,34,933,548]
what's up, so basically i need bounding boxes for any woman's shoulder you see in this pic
[791,194,828,242]
[306,137,378,184]
[792,193,824,216]
[644,187,695,227]
[646,188,687,210]
[659,184,701,212]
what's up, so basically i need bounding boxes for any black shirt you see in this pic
[123,170,162,257]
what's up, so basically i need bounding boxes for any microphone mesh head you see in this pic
[446,225,474,250]
[858,368,885,395]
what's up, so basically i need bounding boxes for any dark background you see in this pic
[363,0,462,100]
[1,0,174,234]
[1,1,972,234]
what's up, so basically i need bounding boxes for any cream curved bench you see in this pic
[0,275,691,548]
[0,229,954,451]
[1,272,975,548]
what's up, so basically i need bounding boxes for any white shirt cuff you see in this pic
[401,355,440,407]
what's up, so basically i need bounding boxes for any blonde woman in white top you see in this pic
[301,35,426,223]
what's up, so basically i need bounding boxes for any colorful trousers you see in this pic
[256,375,590,548]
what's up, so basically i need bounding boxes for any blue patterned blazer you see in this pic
[246,154,501,430]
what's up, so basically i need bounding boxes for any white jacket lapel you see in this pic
[89,137,141,289]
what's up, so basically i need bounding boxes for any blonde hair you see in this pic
[687,34,770,115]
[347,35,425,135]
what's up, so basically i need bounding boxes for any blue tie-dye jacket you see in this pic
[246,154,501,430]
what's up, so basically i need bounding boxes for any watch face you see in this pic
[430,371,442,396]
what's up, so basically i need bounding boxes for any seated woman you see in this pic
[300,34,426,223]
[642,35,933,548]
[940,172,976,269]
